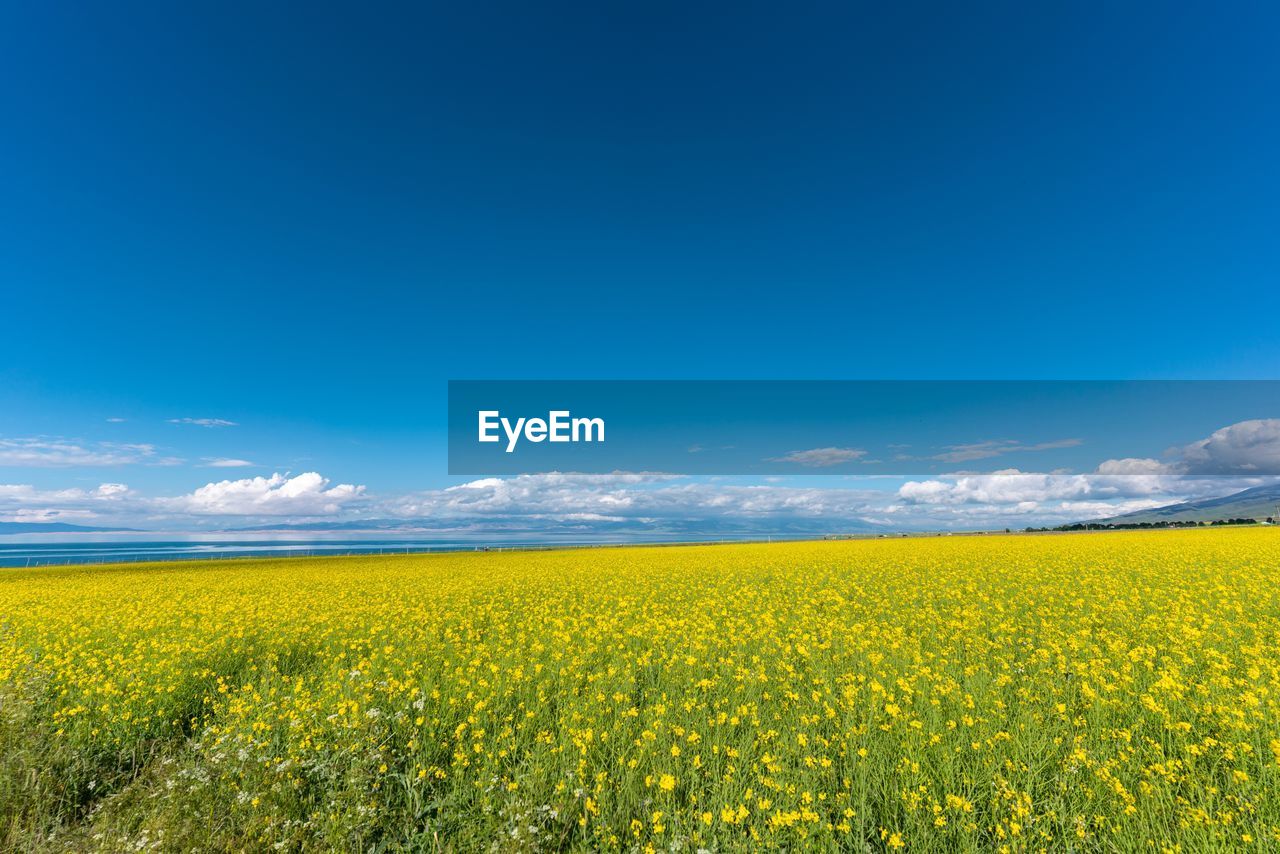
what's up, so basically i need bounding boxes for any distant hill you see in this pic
[1090,483,1280,526]
[0,521,141,534]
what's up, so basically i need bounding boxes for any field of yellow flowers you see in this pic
[2,529,1279,851]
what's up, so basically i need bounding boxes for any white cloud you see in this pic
[168,418,238,428]
[0,473,365,525]
[0,482,137,522]
[0,438,174,467]
[387,473,884,529]
[4,508,104,523]
[928,438,1082,464]
[0,482,134,503]
[164,472,365,516]
[768,447,867,467]
[385,471,1276,534]
[1094,419,1280,476]
[202,458,256,467]
[105,417,127,423]
[900,471,1093,506]
[1178,419,1280,474]
[1095,457,1177,475]
[893,467,1278,527]
[896,470,1208,507]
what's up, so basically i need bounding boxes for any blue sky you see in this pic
[2,3,1279,533]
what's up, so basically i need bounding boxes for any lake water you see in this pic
[0,532,762,567]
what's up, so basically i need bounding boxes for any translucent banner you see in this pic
[447,380,1280,476]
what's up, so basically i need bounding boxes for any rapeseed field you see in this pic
[2,529,1279,851]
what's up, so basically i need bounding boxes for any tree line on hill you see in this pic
[1024,517,1273,533]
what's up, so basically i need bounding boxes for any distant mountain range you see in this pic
[0,521,141,534]
[1090,483,1280,526]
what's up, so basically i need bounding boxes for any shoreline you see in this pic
[3,523,1271,570]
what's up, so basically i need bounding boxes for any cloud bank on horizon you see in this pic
[2,417,1280,534]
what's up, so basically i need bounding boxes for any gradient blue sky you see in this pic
[3,2,1279,532]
